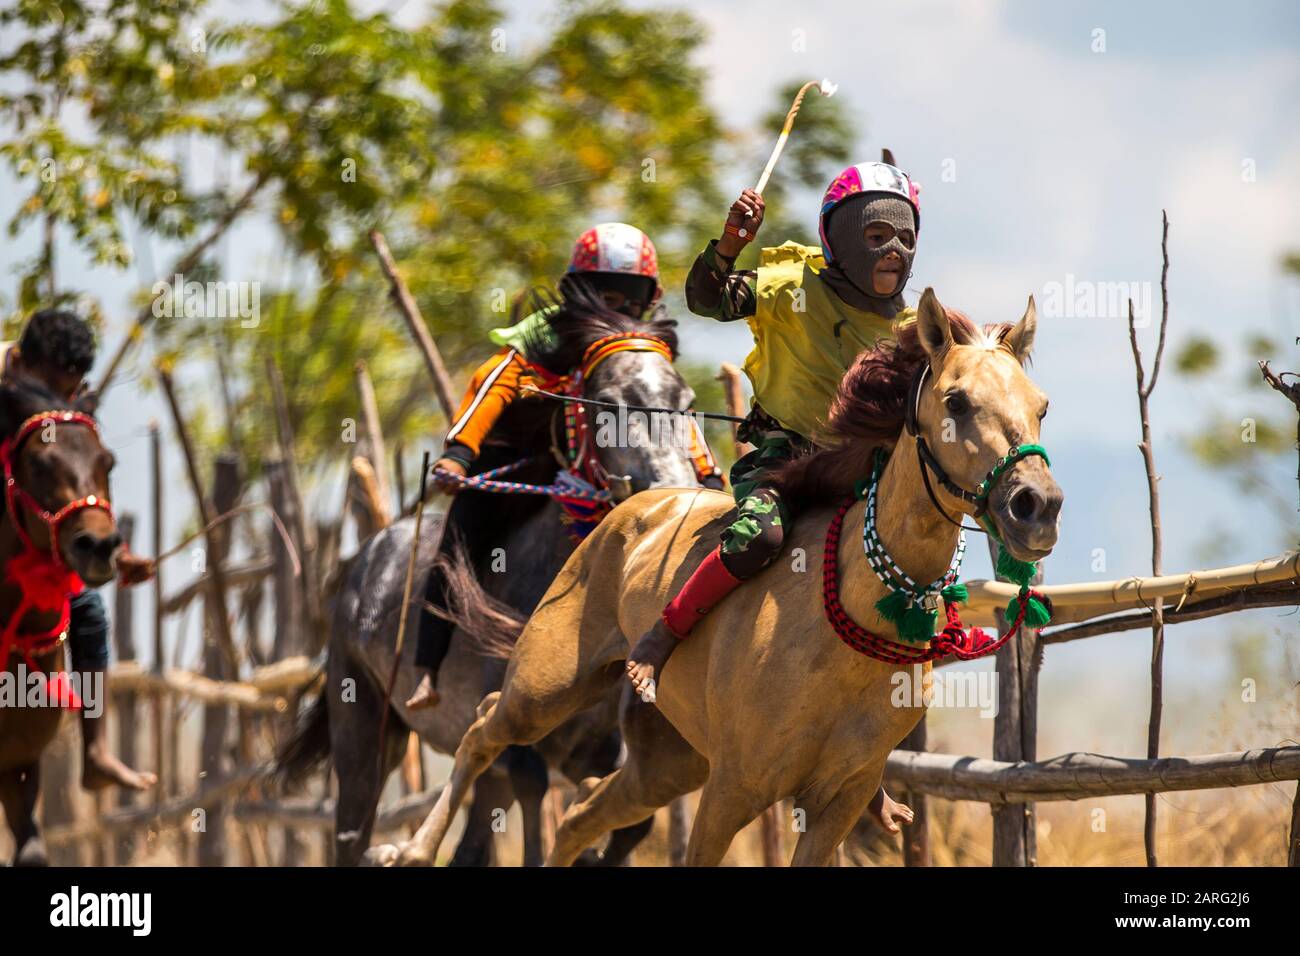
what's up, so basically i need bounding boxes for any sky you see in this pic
[0,0,1297,762]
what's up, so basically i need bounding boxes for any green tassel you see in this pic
[874,590,936,644]
[995,547,1038,589]
[874,589,911,624]
[1023,596,1051,627]
[897,604,937,644]
[1004,593,1052,627]
[940,582,968,605]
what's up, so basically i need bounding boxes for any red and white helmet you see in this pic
[566,222,662,303]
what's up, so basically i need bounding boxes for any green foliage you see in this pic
[1173,335,1218,375]
[0,0,854,493]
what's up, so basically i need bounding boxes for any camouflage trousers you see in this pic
[719,409,811,580]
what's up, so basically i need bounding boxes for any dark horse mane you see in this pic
[519,278,679,376]
[0,378,79,439]
[772,308,1014,511]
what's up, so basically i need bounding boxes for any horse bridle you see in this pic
[1,410,114,570]
[562,332,676,491]
[904,363,1050,535]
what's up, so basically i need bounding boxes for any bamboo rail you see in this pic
[885,746,1300,805]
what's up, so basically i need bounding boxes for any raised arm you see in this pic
[684,188,766,322]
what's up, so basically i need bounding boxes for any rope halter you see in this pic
[1,410,114,571]
[904,362,1050,532]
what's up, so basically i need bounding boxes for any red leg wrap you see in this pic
[661,547,744,638]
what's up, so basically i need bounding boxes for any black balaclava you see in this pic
[560,272,656,319]
[819,193,916,319]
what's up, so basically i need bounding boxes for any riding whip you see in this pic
[754,78,838,194]
[377,450,431,757]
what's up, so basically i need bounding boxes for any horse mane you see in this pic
[520,279,679,375]
[0,378,78,439]
[772,308,1013,511]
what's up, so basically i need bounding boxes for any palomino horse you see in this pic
[279,296,708,866]
[375,287,1062,866]
[0,382,121,865]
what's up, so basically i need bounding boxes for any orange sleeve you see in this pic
[443,349,527,458]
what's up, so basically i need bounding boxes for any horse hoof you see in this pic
[361,843,402,867]
[15,840,49,867]
[396,846,436,867]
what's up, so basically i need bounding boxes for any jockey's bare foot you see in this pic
[626,619,680,702]
[867,786,913,834]
[405,672,440,711]
[82,742,156,792]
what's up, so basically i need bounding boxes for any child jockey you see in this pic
[1,309,157,791]
[406,222,723,710]
[625,162,923,833]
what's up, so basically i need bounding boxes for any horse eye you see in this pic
[944,394,969,416]
[1038,402,1049,420]
[102,451,117,473]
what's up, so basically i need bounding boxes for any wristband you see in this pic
[724,223,755,242]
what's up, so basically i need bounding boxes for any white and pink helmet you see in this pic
[818,162,921,263]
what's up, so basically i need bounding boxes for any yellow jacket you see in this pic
[743,241,915,441]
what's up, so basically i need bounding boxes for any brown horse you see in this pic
[0,382,120,865]
[373,287,1062,866]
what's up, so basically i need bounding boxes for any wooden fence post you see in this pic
[268,455,312,866]
[900,718,930,866]
[149,422,167,808]
[990,538,1042,867]
[266,357,325,651]
[112,513,138,863]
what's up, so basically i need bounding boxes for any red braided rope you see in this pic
[822,497,1037,663]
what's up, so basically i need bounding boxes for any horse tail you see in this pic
[432,539,526,660]
[275,691,331,791]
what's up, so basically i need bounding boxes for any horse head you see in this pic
[539,287,705,499]
[911,287,1062,561]
[0,381,121,587]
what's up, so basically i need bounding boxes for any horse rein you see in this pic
[904,363,1050,535]
[430,332,679,503]
[1,410,114,570]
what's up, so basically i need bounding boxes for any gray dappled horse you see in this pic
[278,300,704,865]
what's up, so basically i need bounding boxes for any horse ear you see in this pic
[881,147,896,166]
[916,287,954,362]
[1003,294,1037,365]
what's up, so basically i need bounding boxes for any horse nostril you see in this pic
[72,531,122,561]
[1009,487,1041,523]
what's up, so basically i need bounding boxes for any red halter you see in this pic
[563,332,675,489]
[0,410,112,670]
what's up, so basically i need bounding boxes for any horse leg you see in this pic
[383,649,621,867]
[0,765,47,866]
[551,691,708,867]
[329,655,407,866]
[504,744,549,867]
[448,771,508,867]
[684,774,765,867]
[790,767,884,867]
